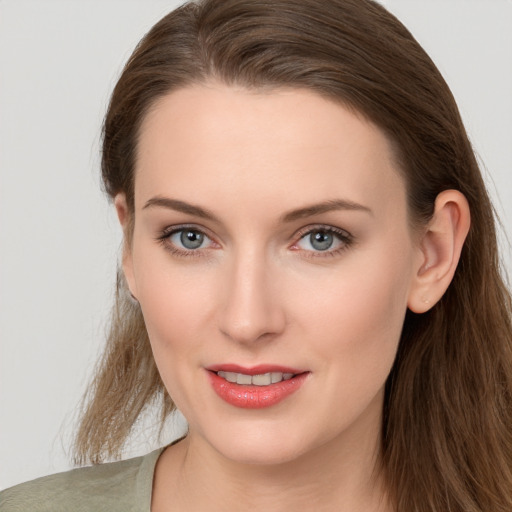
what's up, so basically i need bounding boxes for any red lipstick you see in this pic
[206,364,309,409]
[207,364,304,375]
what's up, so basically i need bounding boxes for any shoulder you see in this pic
[0,448,164,512]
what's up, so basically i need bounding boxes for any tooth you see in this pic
[237,373,252,385]
[252,373,272,386]
[217,370,295,385]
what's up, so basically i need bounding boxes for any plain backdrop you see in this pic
[1,0,511,491]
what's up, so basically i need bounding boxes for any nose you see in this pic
[218,250,286,345]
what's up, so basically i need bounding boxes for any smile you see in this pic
[216,371,294,386]
[207,366,309,409]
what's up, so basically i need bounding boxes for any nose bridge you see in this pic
[218,244,285,344]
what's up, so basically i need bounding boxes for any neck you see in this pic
[152,410,390,512]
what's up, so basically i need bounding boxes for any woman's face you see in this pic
[122,84,423,465]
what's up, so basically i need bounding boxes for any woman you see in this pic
[2,0,511,510]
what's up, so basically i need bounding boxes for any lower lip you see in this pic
[207,371,309,409]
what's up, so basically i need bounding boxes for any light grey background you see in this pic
[1,0,511,491]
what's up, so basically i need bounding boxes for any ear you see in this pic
[407,190,470,313]
[114,193,138,300]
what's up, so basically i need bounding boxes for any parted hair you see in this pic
[74,1,512,510]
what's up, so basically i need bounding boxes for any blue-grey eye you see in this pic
[179,229,204,249]
[296,228,347,252]
[309,231,334,251]
[167,229,208,250]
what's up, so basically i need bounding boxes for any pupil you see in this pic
[310,231,333,251]
[181,230,203,249]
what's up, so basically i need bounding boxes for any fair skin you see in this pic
[115,84,470,512]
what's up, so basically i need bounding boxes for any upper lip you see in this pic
[206,364,307,376]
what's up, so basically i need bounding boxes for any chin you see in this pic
[204,423,317,466]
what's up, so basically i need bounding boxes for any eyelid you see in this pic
[290,224,354,255]
[156,224,220,256]
[159,221,221,238]
[155,223,353,259]
[293,224,352,239]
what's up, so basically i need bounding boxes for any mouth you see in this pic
[206,365,309,409]
[216,370,295,386]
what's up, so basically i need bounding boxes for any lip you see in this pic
[206,364,305,375]
[206,365,310,409]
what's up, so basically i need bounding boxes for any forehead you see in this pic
[135,84,406,219]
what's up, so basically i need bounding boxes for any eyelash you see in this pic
[156,224,215,259]
[292,225,354,258]
[155,224,354,259]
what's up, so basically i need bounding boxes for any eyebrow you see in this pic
[143,196,372,223]
[280,199,372,223]
[143,196,220,222]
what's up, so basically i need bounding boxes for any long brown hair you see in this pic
[74,1,512,510]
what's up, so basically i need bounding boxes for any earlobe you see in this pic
[407,190,470,313]
[114,193,138,301]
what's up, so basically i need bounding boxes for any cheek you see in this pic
[133,261,215,413]
[294,248,412,386]
[131,243,221,380]
[137,269,213,346]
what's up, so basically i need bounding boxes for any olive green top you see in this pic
[0,447,165,512]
